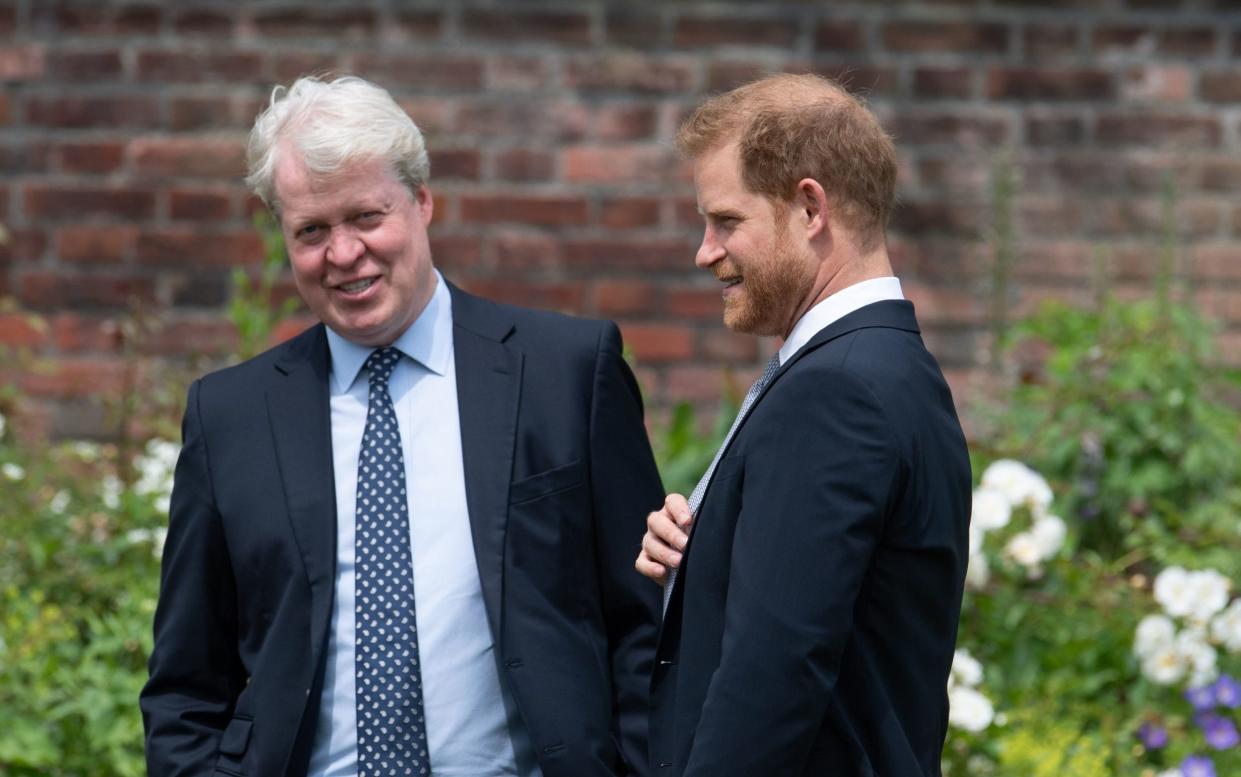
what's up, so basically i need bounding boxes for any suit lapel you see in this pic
[449,283,521,642]
[267,325,338,656]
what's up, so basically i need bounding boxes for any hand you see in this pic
[634,493,694,586]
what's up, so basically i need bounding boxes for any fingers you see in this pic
[633,493,695,586]
[634,550,668,586]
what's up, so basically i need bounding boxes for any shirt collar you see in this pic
[778,276,904,365]
[326,269,453,394]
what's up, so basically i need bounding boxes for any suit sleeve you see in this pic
[682,368,900,777]
[589,322,665,777]
[140,379,246,776]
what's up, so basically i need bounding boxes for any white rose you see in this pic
[1030,515,1066,559]
[49,489,70,514]
[947,686,995,732]
[101,474,123,510]
[965,551,990,591]
[971,488,1011,531]
[2,462,24,481]
[1176,630,1218,687]
[1140,642,1187,686]
[1004,531,1043,568]
[980,459,1052,514]
[1134,614,1176,659]
[1154,567,1195,618]
[1186,569,1231,624]
[950,649,984,689]
[1210,600,1241,653]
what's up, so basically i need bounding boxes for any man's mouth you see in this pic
[337,278,376,293]
[719,276,742,289]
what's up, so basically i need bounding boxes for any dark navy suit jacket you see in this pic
[141,283,664,777]
[650,301,972,777]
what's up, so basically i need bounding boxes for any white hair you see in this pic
[245,75,431,212]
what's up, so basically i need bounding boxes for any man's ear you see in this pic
[795,178,829,240]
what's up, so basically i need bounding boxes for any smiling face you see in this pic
[275,153,436,347]
[692,141,818,338]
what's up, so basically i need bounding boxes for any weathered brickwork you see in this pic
[2,0,1240,437]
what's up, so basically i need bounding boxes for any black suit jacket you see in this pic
[650,300,971,777]
[141,283,664,777]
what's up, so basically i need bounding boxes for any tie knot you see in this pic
[364,347,401,385]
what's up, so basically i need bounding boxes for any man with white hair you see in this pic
[141,75,664,777]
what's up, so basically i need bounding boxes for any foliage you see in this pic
[650,398,736,497]
[230,212,301,362]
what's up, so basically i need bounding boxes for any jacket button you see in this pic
[658,659,674,666]
[658,761,673,768]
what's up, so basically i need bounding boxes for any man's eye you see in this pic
[298,224,324,240]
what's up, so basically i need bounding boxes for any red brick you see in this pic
[1092,25,1155,53]
[566,54,696,94]
[619,323,694,362]
[56,141,125,174]
[598,197,661,229]
[563,238,695,271]
[266,52,350,85]
[145,317,239,356]
[988,68,1115,100]
[392,9,443,40]
[37,2,162,34]
[0,93,8,126]
[1201,159,1241,192]
[1024,25,1079,58]
[269,315,319,346]
[700,330,759,362]
[428,235,483,272]
[136,228,264,267]
[130,137,246,179]
[0,313,47,348]
[25,95,160,128]
[20,271,155,311]
[674,198,703,229]
[56,225,137,264]
[564,146,685,184]
[51,314,124,352]
[0,44,46,80]
[488,232,564,271]
[169,188,233,221]
[460,196,588,227]
[0,228,49,264]
[903,284,988,326]
[888,112,1010,146]
[1026,115,1085,146]
[1121,65,1192,103]
[1091,198,1221,239]
[595,105,658,141]
[816,21,866,52]
[492,149,552,182]
[606,10,665,49]
[431,148,481,181]
[20,358,130,399]
[1020,156,1127,193]
[706,61,772,92]
[808,65,902,99]
[170,96,239,131]
[1218,329,1241,368]
[1096,114,1221,147]
[47,50,123,81]
[1013,240,1096,280]
[458,279,584,314]
[666,286,725,320]
[0,6,14,36]
[891,199,984,238]
[463,9,590,44]
[593,280,657,316]
[673,16,798,48]
[353,54,483,90]
[135,50,264,84]
[882,21,1008,54]
[914,68,973,99]
[485,55,549,93]
[449,100,554,140]
[1160,27,1215,57]
[251,7,377,38]
[1196,287,1241,324]
[23,185,155,221]
[1200,71,1241,103]
[171,8,235,36]
[1019,197,1085,235]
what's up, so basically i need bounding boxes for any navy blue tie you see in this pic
[355,347,430,776]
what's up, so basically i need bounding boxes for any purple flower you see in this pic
[1200,714,1240,751]
[1182,754,1216,777]
[1187,684,1217,712]
[1213,675,1241,709]
[1139,721,1168,749]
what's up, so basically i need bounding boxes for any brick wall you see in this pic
[3,0,1240,439]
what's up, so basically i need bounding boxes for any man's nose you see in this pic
[695,228,724,269]
[325,227,364,266]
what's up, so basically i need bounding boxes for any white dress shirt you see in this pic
[778,277,905,366]
[308,272,541,777]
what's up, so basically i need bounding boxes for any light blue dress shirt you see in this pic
[308,273,541,777]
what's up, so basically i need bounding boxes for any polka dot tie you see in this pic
[663,353,782,614]
[355,347,430,776]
